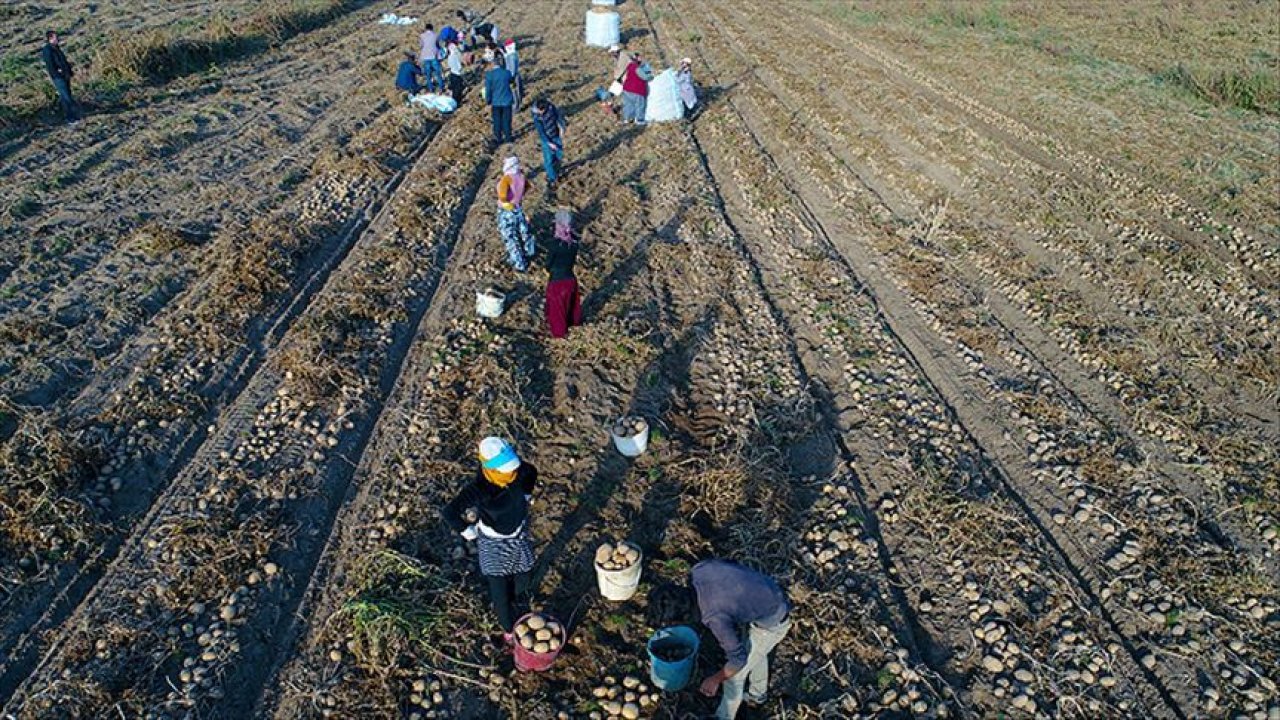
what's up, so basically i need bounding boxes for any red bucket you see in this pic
[511,613,565,672]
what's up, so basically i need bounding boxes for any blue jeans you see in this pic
[420,59,444,93]
[540,137,564,183]
[622,91,647,123]
[490,105,513,143]
[51,77,78,122]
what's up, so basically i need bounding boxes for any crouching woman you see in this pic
[443,436,539,645]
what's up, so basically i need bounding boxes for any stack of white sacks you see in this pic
[585,5,620,47]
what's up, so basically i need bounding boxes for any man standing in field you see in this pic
[484,55,515,147]
[531,97,567,192]
[648,559,792,719]
[503,38,522,111]
[42,31,79,124]
[419,23,445,94]
[446,40,465,103]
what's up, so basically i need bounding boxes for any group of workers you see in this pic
[420,13,773,720]
[446,437,791,720]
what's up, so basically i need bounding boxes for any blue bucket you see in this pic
[647,625,699,691]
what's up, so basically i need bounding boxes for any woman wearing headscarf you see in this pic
[496,155,536,271]
[443,437,539,643]
[545,207,583,339]
[677,57,698,115]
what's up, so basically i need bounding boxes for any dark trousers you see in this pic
[487,571,530,631]
[490,104,513,144]
[51,77,78,122]
[449,73,464,103]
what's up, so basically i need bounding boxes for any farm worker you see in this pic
[496,156,536,271]
[531,97,567,190]
[648,559,792,719]
[609,44,633,90]
[395,51,424,96]
[620,54,650,125]
[446,40,465,103]
[443,437,539,644]
[545,207,583,339]
[418,23,445,93]
[484,55,515,146]
[503,39,522,110]
[42,31,79,124]
[677,57,698,113]
[439,24,461,48]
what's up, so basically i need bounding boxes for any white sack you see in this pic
[409,93,458,114]
[644,68,685,123]
[591,0,617,5]
[379,13,419,26]
[585,9,621,48]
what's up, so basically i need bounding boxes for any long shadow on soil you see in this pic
[582,194,693,319]
[531,305,719,609]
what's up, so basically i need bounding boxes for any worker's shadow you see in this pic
[529,305,719,617]
[582,194,692,320]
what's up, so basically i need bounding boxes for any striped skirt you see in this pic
[476,523,534,577]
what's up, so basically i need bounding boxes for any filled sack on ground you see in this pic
[585,8,621,48]
[644,68,685,123]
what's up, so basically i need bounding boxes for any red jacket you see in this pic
[622,60,648,96]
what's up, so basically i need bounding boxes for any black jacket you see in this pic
[546,239,578,282]
[443,464,538,535]
[42,43,72,81]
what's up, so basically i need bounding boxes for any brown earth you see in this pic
[0,1,1275,719]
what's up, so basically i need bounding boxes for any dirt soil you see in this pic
[0,1,1276,719]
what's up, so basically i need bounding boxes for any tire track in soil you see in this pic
[709,0,1280,634]
[0,0,420,405]
[680,0,1280,716]
[650,1,1193,717]
[1,2,546,715]
[800,10,1280,291]
[262,5,947,715]
[0,99,446,714]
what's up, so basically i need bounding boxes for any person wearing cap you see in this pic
[42,31,79,124]
[395,50,424,98]
[609,44,633,90]
[496,155,535,271]
[484,53,515,145]
[676,57,698,114]
[647,559,792,719]
[443,437,539,642]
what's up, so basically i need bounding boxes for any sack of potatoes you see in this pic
[594,540,641,571]
[513,613,563,655]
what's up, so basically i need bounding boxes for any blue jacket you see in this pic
[484,66,514,107]
[396,60,421,92]
[532,102,564,144]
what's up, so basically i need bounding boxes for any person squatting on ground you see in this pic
[484,55,515,145]
[419,23,445,93]
[446,40,465,102]
[531,97,567,190]
[648,559,793,720]
[443,437,539,643]
[496,156,536,271]
[677,57,699,115]
[503,38,522,111]
[545,208,583,339]
[395,51,424,97]
[621,53,651,125]
[42,31,79,124]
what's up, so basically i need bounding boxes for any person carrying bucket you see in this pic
[648,559,792,719]
[443,437,539,646]
[496,155,535,271]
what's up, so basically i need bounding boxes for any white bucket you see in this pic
[476,288,505,318]
[610,417,649,457]
[591,0,617,5]
[585,9,621,48]
[596,551,643,601]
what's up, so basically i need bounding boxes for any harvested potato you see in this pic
[527,615,546,631]
[535,628,553,641]
[533,641,550,654]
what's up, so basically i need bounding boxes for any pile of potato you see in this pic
[514,613,563,654]
[595,541,641,571]
[612,416,648,439]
